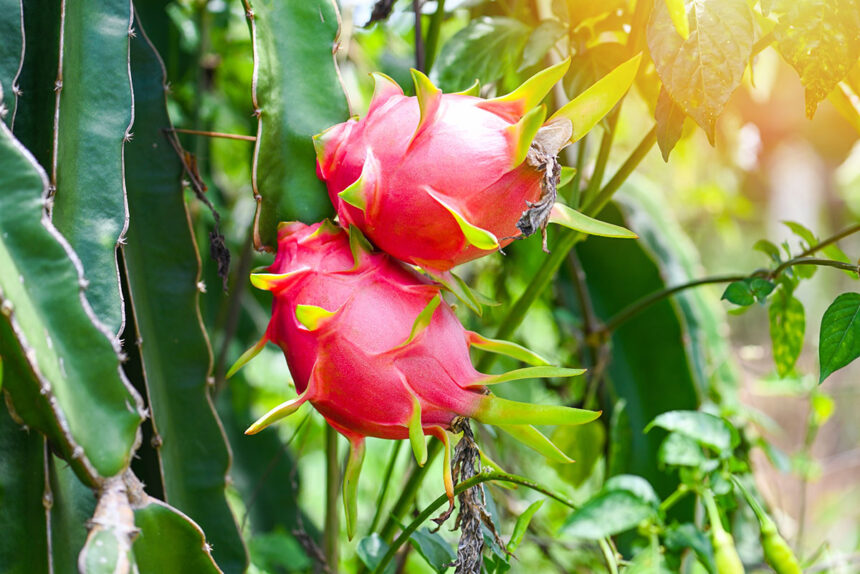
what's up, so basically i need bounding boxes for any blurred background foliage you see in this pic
[2,0,859,572]
[152,0,860,571]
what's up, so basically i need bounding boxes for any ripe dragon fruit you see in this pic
[313,55,642,272]
[229,221,599,537]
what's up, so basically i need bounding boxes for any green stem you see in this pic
[597,253,860,336]
[570,135,588,208]
[423,0,445,73]
[582,125,657,215]
[324,427,340,574]
[477,125,657,371]
[378,440,442,542]
[368,440,404,534]
[580,109,620,208]
[659,484,690,514]
[599,538,620,574]
[371,470,582,574]
[702,489,725,535]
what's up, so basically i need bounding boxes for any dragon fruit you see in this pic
[229,221,599,537]
[313,55,642,272]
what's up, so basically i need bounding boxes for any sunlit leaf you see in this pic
[655,86,686,161]
[769,289,805,378]
[647,0,754,143]
[771,0,860,117]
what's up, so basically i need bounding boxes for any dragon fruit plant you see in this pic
[228,221,599,537]
[313,56,641,272]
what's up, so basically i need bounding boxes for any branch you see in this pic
[596,225,860,336]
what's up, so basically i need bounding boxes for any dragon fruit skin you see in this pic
[313,62,571,272]
[230,221,598,537]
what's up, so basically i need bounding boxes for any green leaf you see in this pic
[549,422,604,487]
[722,278,775,307]
[769,289,806,377]
[408,528,456,573]
[0,0,23,128]
[549,202,637,238]
[125,23,246,573]
[753,239,782,264]
[434,17,532,93]
[246,0,350,247]
[658,432,710,468]
[507,500,544,553]
[561,490,656,539]
[550,53,642,143]
[771,0,860,117]
[604,474,660,506]
[818,292,860,382]
[0,91,141,483]
[655,86,686,162]
[520,19,568,71]
[783,220,817,248]
[647,0,754,143]
[646,410,735,452]
[664,524,716,574]
[357,534,395,574]
[132,497,222,574]
[0,396,49,574]
[51,0,133,334]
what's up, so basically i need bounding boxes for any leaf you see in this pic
[51,0,133,335]
[0,90,141,483]
[772,0,860,117]
[658,432,711,468]
[550,53,642,143]
[246,0,350,248]
[665,0,690,39]
[753,239,782,264]
[507,500,544,553]
[664,524,716,574]
[434,17,532,93]
[357,534,395,574]
[0,0,23,128]
[549,202,638,238]
[550,421,604,487]
[646,410,736,452]
[520,19,568,71]
[769,289,806,378]
[561,490,656,538]
[132,497,222,574]
[409,528,456,573]
[655,86,686,162]
[647,0,754,143]
[819,292,860,382]
[0,396,49,574]
[721,278,775,306]
[783,220,817,248]
[125,22,246,573]
[603,474,660,506]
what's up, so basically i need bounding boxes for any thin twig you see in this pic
[170,127,256,141]
[412,0,425,72]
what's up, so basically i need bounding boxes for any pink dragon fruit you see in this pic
[229,221,599,537]
[313,56,641,272]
